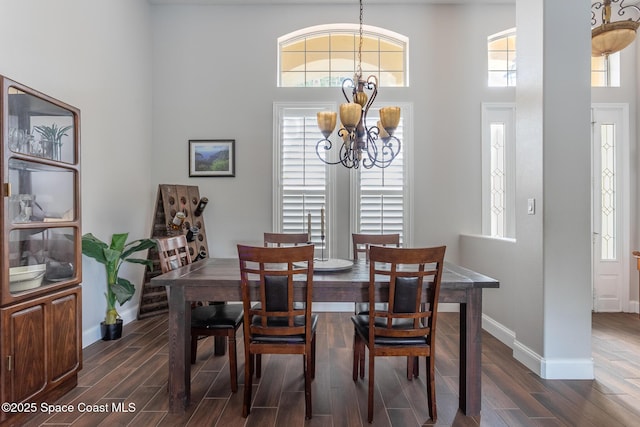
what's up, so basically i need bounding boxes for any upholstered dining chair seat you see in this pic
[351,315,428,345]
[249,314,319,343]
[191,304,244,329]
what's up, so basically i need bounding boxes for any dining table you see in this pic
[150,256,499,416]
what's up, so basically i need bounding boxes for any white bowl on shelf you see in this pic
[9,264,46,292]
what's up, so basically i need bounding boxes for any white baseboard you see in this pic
[482,313,594,379]
[82,304,139,348]
[541,357,594,379]
[629,299,639,314]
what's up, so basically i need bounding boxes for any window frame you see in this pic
[278,24,409,88]
[481,102,516,239]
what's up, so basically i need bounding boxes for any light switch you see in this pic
[527,198,535,215]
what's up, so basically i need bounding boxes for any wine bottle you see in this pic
[193,197,209,216]
[186,226,199,242]
[169,212,186,230]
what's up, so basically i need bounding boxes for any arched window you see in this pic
[488,27,621,88]
[488,28,516,87]
[278,24,408,88]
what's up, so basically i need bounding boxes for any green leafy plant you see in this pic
[32,123,72,143]
[81,233,157,325]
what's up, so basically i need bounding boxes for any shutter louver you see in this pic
[281,111,327,246]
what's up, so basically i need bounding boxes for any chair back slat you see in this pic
[156,235,192,273]
[352,233,400,261]
[264,232,310,247]
[368,246,446,342]
[238,244,314,337]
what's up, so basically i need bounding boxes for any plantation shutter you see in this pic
[281,108,327,245]
[358,116,405,243]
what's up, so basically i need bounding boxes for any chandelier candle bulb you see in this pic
[307,212,311,241]
[377,120,389,139]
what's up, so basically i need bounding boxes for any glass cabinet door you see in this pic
[2,78,80,301]
[7,86,76,164]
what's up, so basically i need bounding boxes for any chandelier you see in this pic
[591,0,640,57]
[315,0,401,169]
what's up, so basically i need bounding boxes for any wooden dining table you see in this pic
[150,257,499,416]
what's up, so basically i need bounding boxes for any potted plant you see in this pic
[81,232,157,340]
[33,123,72,161]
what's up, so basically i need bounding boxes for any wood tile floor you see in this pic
[21,311,640,427]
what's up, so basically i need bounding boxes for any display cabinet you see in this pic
[0,75,81,423]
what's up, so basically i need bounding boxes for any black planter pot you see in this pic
[101,318,123,341]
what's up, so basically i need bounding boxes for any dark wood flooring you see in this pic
[21,311,640,427]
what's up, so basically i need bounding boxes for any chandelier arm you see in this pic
[617,0,640,22]
[592,3,603,26]
[342,78,355,103]
[368,135,401,168]
[316,138,349,166]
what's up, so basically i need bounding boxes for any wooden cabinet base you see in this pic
[0,374,77,426]
[0,286,82,425]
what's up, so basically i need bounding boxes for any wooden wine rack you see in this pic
[137,184,210,319]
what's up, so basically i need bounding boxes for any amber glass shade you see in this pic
[592,21,639,57]
[317,111,337,138]
[340,103,362,129]
[379,106,400,135]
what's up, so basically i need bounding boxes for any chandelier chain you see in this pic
[357,0,364,79]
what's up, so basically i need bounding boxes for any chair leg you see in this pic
[310,332,316,380]
[256,354,262,378]
[426,355,437,422]
[359,339,365,379]
[413,356,419,378]
[367,351,375,423]
[190,334,198,364]
[243,352,253,417]
[228,331,238,393]
[406,356,413,380]
[352,333,359,382]
[305,353,312,419]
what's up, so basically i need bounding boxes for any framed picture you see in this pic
[189,139,235,177]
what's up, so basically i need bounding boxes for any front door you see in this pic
[591,104,630,312]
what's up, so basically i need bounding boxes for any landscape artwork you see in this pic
[189,139,235,177]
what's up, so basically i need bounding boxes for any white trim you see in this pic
[82,304,138,348]
[481,102,516,238]
[541,358,595,380]
[591,103,631,313]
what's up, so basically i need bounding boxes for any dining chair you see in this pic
[237,244,317,419]
[156,235,243,392]
[352,233,401,315]
[352,245,446,423]
[263,232,310,247]
[352,233,400,261]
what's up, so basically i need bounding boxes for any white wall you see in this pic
[150,3,516,261]
[0,0,154,346]
[462,0,595,379]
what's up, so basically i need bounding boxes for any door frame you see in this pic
[591,103,631,312]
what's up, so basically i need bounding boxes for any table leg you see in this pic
[459,288,482,416]
[168,287,191,413]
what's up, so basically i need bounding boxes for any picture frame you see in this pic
[189,139,235,177]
